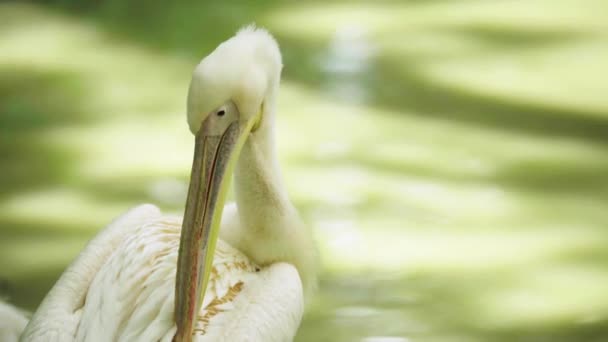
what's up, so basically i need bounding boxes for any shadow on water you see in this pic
[443,24,593,48]
[274,24,608,145]
[0,66,90,199]
[270,26,608,147]
[0,266,68,310]
[26,0,279,58]
[289,152,608,200]
[373,56,608,144]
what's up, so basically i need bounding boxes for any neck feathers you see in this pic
[232,100,317,300]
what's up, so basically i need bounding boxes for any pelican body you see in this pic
[20,27,316,342]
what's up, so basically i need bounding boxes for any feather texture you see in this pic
[21,205,303,342]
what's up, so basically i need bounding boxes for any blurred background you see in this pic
[1,0,608,341]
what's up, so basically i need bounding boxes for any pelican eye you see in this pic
[217,109,226,116]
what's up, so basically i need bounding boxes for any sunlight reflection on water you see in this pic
[318,218,362,250]
[319,25,376,105]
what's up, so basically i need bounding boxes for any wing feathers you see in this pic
[23,207,304,342]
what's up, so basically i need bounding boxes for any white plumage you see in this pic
[0,299,28,342]
[22,205,303,342]
[20,26,316,342]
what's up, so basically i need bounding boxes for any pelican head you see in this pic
[187,27,282,135]
[173,27,283,342]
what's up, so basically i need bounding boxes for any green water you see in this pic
[1,1,607,341]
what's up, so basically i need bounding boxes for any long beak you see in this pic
[173,112,258,342]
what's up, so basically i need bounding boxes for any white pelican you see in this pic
[20,26,316,342]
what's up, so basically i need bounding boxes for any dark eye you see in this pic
[217,109,226,116]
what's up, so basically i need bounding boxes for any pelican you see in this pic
[20,26,316,342]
